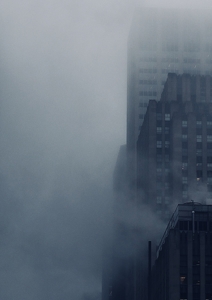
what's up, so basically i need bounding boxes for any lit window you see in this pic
[196,121,202,127]
[196,135,202,142]
[165,114,170,121]
[157,141,162,148]
[207,121,212,127]
[157,127,162,133]
[207,163,212,168]
[157,168,162,173]
[207,135,212,142]
[182,135,187,140]
[182,120,187,127]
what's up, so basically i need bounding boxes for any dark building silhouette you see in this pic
[103,7,212,300]
[137,73,212,220]
[151,202,212,300]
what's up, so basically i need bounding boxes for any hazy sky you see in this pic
[1,1,212,299]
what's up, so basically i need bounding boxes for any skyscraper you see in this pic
[151,201,212,300]
[137,73,212,219]
[127,8,212,152]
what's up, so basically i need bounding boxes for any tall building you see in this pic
[104,8,212,300]
[151,201,212,300]
[127,8,212,152]
[137,73,212,219]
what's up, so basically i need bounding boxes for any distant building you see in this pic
[128,8,212,152]
[137,73,212,220]
[151,202,212,300]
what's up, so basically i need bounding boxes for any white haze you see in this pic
[0,0,212,299]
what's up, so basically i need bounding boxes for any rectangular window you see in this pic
[165,141,170,148]
[182,177,188,184]
[207,135,212,142]
[182,191,188,198]
[157,127,162,134]
[157,141,162,148]
[164,127,169,134]
[182,162,188,169]
[165,114,170,121]
[196,135,202,142]
[182,134,188,140]
[196,121,202,127]
[157,113,162,120]
[182,120,188,127]
[207,121,212,127]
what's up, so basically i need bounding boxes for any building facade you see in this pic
[127,8,212,152]
[137,73,212,220]
[151,202,212,300]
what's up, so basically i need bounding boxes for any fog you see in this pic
[1,0,212,299]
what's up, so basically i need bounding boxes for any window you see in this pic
[182,162,188,170]
[197,135,202,142]
[182,135,187,140]
[165,141,170,148]
[165,113,170,121]
[157,141,162,148]
[165,182,170,189]
[156,196,162,203]
[157,113,162,120]
[182,177,188,184]
[182,120,187,127]
[196,121,202,127]
[207,135,212,142]
[157,127,162,134]
[164,196,170,204]
[207,121,212,127]
[164,127,169,134]
[182,191,188,198]
[165,155,169,162]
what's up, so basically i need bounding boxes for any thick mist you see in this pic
[1,0,212,300]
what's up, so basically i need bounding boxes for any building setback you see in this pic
[137,73,212,220]
[151,202,212,300]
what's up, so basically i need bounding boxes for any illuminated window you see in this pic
[157,141,162,148]
[157,127,162,133]
[182,134,187,140]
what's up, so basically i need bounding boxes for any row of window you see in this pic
[139,79,157,85]
[139,91,157,96]
[157,113,170,121]
[182,120,212,127]
[139,57,212,64]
